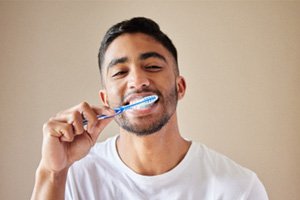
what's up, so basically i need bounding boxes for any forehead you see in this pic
[102,33,174,68]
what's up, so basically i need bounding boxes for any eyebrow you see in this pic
[139,52,167,63]
[107,57,128,69]
[106,51,167,70]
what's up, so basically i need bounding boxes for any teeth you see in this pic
[129,98,143,105]
[133,102,154,110]
[129,97,156,110]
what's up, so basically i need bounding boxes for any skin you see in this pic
[31,33,190,199]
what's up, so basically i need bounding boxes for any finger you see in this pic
[56,102,99,133]
[53,122,74,142]
[43,120,75,142]
[51,110,85,136]
[70,111,84,135]
[87,106,115,142]
[77,102,98,133]
[89,117,114,144]
[92,105,116,120]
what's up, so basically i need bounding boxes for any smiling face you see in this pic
[100,33,186,136]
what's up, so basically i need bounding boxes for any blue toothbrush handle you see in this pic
[82,108,123,126]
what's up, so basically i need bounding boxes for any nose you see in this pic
[127,67,150,90]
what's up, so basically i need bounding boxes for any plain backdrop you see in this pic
[1,1,299,200]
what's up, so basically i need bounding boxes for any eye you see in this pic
[112,71,127,78]
[145,65,162,71]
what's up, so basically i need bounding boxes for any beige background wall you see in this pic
[0,1,299,199]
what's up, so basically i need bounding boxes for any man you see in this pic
[31,17,268,199]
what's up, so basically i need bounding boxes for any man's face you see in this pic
[100,33,185,135]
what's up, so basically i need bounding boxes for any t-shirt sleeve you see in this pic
[245,174,269,200]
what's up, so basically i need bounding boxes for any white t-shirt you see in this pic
[65,136,268,200]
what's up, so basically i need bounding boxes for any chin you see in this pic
[117,111,173,136]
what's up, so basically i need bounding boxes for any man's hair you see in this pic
[98,17,179,77]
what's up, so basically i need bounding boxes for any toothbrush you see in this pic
[82,95,158,125]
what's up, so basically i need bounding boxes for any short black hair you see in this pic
[98,17,179,77]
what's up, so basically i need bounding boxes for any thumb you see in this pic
[88,106,115,142]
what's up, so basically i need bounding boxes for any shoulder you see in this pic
[191,142,268,198]
[192,142,253,177]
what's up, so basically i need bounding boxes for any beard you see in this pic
[114,85,178,136]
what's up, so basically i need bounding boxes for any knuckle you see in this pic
[66,124,74,133]
[60,123,72,133]
[50,117,57,123]
[42,121,56,137]
[73,111,81,119]
[79,102,89,110]
[69,112,77,121]
[42,119,54,132]
[55,110,64,117]
[42,122,49,132]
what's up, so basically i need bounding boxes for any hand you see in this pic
[39,102,114,173]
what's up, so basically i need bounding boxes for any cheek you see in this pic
[105,85,124,106]
[159,77,175,91]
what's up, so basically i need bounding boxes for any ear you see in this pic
[99,90,109,106]
[176,75,186,100]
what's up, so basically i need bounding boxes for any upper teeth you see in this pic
[129,97,156,110]
[129,98,143,105]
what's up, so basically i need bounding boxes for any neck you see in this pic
[116,114,191,176]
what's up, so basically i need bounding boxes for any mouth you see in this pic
[131,96,159,110]
[123,94,159,110]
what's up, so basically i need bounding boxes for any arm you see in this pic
[31,165,68,200]
[31,102,114,200]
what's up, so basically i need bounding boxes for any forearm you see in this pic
[31,164,69,200]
